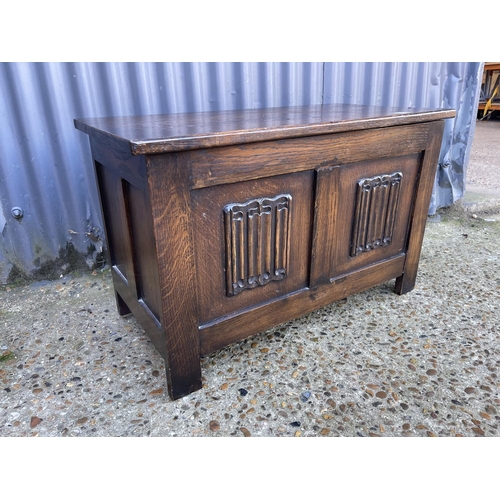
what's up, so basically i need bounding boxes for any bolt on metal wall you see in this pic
[0,62,482,283]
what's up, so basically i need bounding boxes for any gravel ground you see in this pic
[466,119,500,192]
[1,120,499,438]
[2,205,500,437]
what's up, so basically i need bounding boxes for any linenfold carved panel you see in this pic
[351,172,403,256]
[224,195,292,296]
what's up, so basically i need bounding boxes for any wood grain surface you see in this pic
[76,104,455,399]
[75,103,455,155]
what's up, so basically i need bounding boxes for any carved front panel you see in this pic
[224,195,291,296]
[351,172,403,256]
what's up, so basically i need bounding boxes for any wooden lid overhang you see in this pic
[74,103,456,156]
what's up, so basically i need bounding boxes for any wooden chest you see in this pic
[74,103,455,399]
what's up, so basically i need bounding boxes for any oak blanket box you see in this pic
[74,103,455,400]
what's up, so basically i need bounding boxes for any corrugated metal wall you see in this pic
[0,62,482,284]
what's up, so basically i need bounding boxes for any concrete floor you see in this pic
[1,119,499,437]
[466,120,500,192]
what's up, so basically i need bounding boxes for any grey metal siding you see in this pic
[0,62,482,283]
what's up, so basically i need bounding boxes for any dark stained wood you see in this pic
[199,255,406,355]
[123,180,162,323]
[394,120,445,294]
[185,122,431,189]
[146,153,202,399]
[114,289,132,316]
[89,136,147,190]
[223,194,292,297]
[90,138,165,354]
[311,153,422,285]
[191,171,314,324]
[94,161,138,294]
[111,269,166,358]
[75,103,455,400]
[310,165,341,286]
[74,104,455,155]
